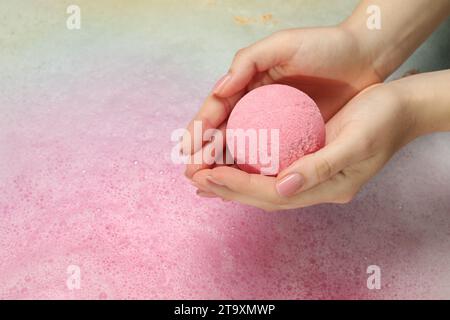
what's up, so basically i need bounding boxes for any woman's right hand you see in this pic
[183,26,381,178]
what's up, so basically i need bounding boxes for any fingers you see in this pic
[275,128,371,198]
[284,171,362,207]
[191,166,364,211]
[213,31,294,98]
[184,122,228,179]
[192,168,281,211]
[182,91,244,155]
[192,166,288,208]
[204,166,282,201]
[182,31,296,156]
[246,72,276,92]
[204,183,277,210]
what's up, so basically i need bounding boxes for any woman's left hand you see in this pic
[191,82,419,211]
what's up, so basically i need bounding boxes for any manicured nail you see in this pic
[196,190,218,198]
[276,173,304,197]
[206,175,225,186]
[213,73,232,95]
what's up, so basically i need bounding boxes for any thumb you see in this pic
[275,135,367,197]
[213,31,296,97]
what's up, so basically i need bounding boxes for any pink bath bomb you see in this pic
[226,84,325,175]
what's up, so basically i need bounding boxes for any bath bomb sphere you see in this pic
[226,84,325,175]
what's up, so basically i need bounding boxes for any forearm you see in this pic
[391,70,450,138]
[341,0,450,80]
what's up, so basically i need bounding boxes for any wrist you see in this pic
[372,82,422,150]
[338,20,383,82]
[388,70,450,139]
[385,81,423,145]
[340,0,450,82]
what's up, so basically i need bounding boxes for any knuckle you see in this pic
[234,48,248,60]
[221,97,233,115]
[314,155,333,182]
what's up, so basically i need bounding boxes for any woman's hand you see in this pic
[190,81,419,211]
[183,26,381,178]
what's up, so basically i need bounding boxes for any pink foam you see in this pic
[226,84,325,174]
[1,59,445,300]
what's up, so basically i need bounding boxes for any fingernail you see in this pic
[276,173,304,197]
[206,175,225,186]
[213,73,232,95]
[196,190,218,198]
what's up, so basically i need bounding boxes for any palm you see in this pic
[185,27,381,178]
[269,74,360,122]
[261,28,380,121]
[322,85,407,185]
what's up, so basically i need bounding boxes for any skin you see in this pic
[183,0,450,210]
[182,26,380,177]
[191,70,450,210]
